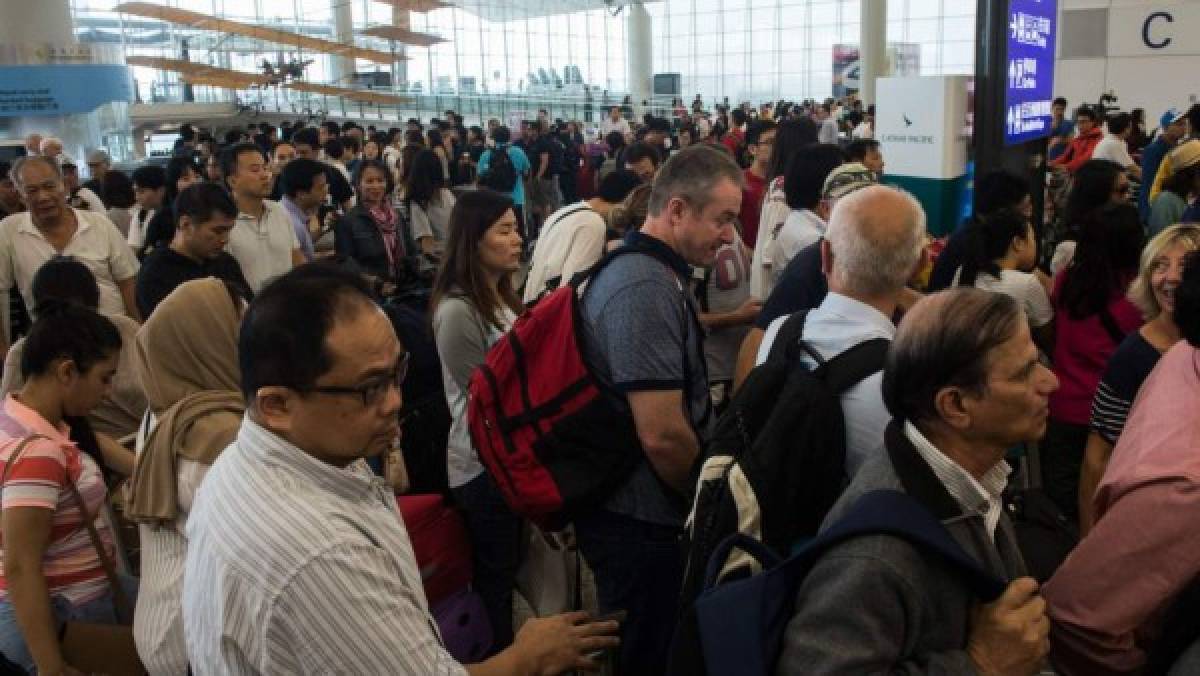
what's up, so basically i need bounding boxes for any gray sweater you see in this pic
[776,422,1026,675]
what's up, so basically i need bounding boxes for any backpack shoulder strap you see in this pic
[818,338,890,394]
[703,489,1006,601]
[766,311,809,363]
[543,203,594,238]
[808,489,1007,600]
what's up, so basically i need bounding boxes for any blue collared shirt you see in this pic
[280,196,316,262]
[756,292,895,478]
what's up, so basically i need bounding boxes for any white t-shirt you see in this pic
[126,206,156,248]
[227,200,300,292]
[523,202,605,304]
[599,117,631,139]
[769,209,826,285]
[1091,134,1135,168]
[953,267,1054,328]
[852,122,874,140]
[407,189,456,251]
[749,176,789,300]
[701,231,753,383]
[818,118,840,144]
[0,208,139,338]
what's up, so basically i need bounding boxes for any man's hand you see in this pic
[731,299,763,324]
[513,611,620,675]
[967,577,1050,676]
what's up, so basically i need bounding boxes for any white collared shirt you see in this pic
[126,206,155,248]
[226,199,299,293]
[0,208,139,338]
[903,421,1010,541]
[757,292,895,477]
[184,419,466,674]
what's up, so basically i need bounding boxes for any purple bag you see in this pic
[431,589,494,663]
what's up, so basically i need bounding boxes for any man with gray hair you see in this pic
[776,288,1057,674]
[577,143,743,674]
[753,185,927,477]
[0,155,140,350]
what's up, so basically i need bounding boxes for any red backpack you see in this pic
[467,248,651,531]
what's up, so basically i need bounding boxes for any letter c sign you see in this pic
[1143,11,1173,49]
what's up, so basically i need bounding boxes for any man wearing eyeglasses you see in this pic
[739,120,777,248]
[0,155,140,354]
[182,264,618,675]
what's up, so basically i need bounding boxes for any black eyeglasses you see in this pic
[306,352,409,407]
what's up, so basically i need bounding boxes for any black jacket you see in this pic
[334,205,419,287]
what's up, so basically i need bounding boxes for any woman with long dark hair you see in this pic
[430,189,524,654]
[425,128,450,186]
[1053,159,1128,274]
[1043,203,1145,521]
[750,117,820,299]
[334,159,416,296]
[0,301,138,675]
[139,157,202,258]
[403,149,456,256]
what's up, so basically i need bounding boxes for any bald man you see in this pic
[746,185,929,477]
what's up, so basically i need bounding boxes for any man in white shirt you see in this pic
[599,106,632,139]
[184,264,618,674]
[756,185,927,477]
[1091,112,1142,180]
[523,169,642,303]
[221,142,304,292]
[816,103,840,145]
[0,155,140,350]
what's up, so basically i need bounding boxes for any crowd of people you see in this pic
[0,90,1195,676]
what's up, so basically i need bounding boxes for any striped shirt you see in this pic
[904,421,1010,541]
[183,417,466,675]
[0,395,113,605]
[1089,331,1163,445]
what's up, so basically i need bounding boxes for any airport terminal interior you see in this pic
[0,0,1199,674]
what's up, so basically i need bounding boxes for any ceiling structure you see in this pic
[447,0,657,22]
[114,2,397,64]
[360,25,447,47]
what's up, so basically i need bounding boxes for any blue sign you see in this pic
[1004,0,1058,145]
[0,64,133,117]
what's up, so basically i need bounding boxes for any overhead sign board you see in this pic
[1004,0,1058,145]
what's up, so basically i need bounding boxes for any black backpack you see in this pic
[668,310,889,675]
[479,144,519,192]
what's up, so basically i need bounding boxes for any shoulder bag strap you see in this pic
[1,435,130,621]
[63,468,133,624]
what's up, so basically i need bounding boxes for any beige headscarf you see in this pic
[128,278,244,524]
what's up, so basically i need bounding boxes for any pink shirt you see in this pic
[1048,272,1142,424]
[1045,342,1200,675]
[0,395,113,604]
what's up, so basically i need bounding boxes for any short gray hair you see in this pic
[10,155,62,188]
[883,288,1024,424]
[647,144,743,217]
[825,185,927,297]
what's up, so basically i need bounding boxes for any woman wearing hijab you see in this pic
[126,278,245,674]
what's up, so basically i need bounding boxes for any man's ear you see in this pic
[932,386,973,432]
[254,386,296,435]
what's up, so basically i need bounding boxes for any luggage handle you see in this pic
[703,532,782,590]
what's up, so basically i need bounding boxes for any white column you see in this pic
[331,0,355,84]
[859,0,886,106]
[0,0,74,44]
[626,1,652,118]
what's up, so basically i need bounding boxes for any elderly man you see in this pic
[83,149,111,204]
[577,144,742,674]
[0,156,139,350]
[37,137,64,165]
[183,264,618,674]
[750,184,927,479]
[776,288,1058,674]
